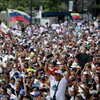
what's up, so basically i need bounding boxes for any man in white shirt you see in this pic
[49,70,68,100]
[45,60,69,100]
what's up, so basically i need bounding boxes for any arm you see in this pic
[81,67,85,75]
[44,59,49,73]
[17,94,21,100]
[28,77,34,88]
[64,63,70,80]
[23,77,27,95]
[37,57,42,68]
[77,83,89,95]
[75,48,79,57]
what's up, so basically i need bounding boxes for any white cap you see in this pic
[83,71,88,75]
[57,61,61,65]
[71,62,79,68]
[54,70,63,76]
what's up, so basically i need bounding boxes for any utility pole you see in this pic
[94,0,96,17]
[82,0,83,19]
[67,0,69,21]
[30,0,32,24]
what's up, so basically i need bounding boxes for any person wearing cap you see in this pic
[45,60,69,100]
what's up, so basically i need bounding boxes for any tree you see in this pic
[43,0,66,12]
[0,0,68,12]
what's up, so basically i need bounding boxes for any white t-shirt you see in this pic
[40,26,45,33]
[52,24,57,30]
[10,94,17,100]
[94,21,98,28]
[49,75,68,100]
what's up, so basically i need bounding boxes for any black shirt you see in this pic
[76,52,90,69]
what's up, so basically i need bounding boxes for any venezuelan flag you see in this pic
[71,13,80,20]
[0,22,8,35]
[8,9,30,23]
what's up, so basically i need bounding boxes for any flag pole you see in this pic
[7,9,10,27]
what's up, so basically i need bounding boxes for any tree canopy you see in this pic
[0,0,99,12]
[0,0,67,12]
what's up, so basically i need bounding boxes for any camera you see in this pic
[46,53,53,59]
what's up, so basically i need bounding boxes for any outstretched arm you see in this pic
[44,59,49,73]
[64,63,70,80]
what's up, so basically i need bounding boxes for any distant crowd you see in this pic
[0,18,100,100]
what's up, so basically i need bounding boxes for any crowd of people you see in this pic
[0,18,100,100]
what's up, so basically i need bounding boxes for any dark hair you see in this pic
[75,94,83,100]
[85,63,91,69]
[2,87,7,93]
[10,77,15,82]
[11,88,16,95]
[23,94,31,100]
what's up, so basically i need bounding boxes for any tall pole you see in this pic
[82,0,83,19]
[95,0,96,17]
[30,0,32,24]
[67,0,69,21]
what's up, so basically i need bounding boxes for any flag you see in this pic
[7,9,30,23]
[0,22,8,35]
[71,13,80,20]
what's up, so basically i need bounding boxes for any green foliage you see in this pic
[43,0,62,12]
[0,0,68,12]
[16,6,25,11]
[0,0,100,12]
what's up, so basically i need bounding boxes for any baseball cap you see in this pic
[20,89,25,96]
[53,70,63,76]
[27,67,36,72]
[48,67,58,75]
[71,62,79,68]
